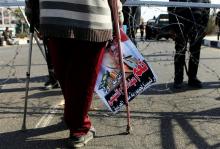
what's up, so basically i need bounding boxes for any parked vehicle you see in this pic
[145,14,175,40]
[147,19,156,27]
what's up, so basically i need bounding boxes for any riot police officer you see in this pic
[168,0,210,89]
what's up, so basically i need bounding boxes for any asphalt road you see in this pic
[0,40,220,149]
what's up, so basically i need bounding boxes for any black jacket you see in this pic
[168,0,210,27]
[25,0,39,30]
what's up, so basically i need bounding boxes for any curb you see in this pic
[202,39,220,49]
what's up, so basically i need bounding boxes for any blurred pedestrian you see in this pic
[26,0,123,148]
[168,0,210,89]
[139,22,145,40]
[2,27,14,45]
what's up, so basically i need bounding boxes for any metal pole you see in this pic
[124,0,220,8]
[21,0,35,130]
[32,33,46,60]
[22,32,33,131]
[112,0,132,134]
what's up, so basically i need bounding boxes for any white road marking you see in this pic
[35,99,64,128]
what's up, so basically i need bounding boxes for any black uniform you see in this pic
[139,23,145,39]
[215,11,220,40]
[168,0,210,87]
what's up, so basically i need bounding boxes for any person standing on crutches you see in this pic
[24,0,124,148]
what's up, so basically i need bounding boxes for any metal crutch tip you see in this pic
[126,126,133,134]
[21,125,27,132]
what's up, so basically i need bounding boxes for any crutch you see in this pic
[21,0,35,131]
[112,0,132,134]
[22,28,34,131]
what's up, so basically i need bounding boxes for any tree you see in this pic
[9,8,28,35]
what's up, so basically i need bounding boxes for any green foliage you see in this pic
[12,8,23,18]
[16,32,28,38]
[10,8,29,34]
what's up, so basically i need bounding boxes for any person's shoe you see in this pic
[173,81,183,89]
[68,128,96,148]
[44,80,59,90]
[188,78,202,88]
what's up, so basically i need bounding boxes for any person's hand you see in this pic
[109,0,124,26]
[119,12,124,27]
[36,32,43,40]
[118,0,124,27]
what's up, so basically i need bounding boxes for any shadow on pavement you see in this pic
[141,81,220,95]
[0,105,63,119]
[0,76,47,84]
[90,107,220,149]
[23,90,62,100]
[0,120,68,149]
[1,107,220,148]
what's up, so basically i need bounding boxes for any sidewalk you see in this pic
[0,37,28,47]
[17,37,29,45]
[203,34,220,48]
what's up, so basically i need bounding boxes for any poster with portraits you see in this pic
[95,29,157,113]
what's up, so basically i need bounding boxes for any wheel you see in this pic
[156,35,161,40]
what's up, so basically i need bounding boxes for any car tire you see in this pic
[156,35,160,40]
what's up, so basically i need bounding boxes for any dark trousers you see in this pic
[217,26,220,40]
[169,8,209,83]
[48,38,106,136]
[174,33,203,83]
[140,30,144,38]
[43,38,57,83]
